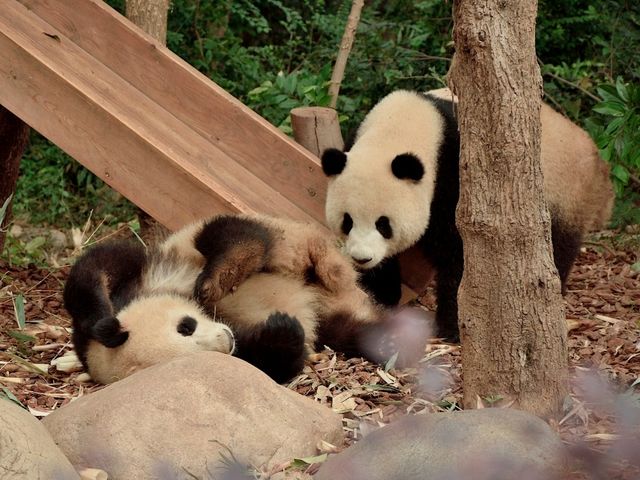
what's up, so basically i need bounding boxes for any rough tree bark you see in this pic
[0,106,30,252]
[125,0,170,44]
[448,0,568,416]
[126,0,170,242]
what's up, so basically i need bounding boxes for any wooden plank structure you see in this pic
[0,0,430,298]
[0,0,326,230]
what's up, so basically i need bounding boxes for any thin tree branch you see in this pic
[537,58,602,103]
[329,0,364,109]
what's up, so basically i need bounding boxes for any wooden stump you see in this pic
[290,107,344,157]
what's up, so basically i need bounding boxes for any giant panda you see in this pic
[321,88,614,342]
[64,214,428,384]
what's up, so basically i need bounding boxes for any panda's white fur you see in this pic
[85,294,234,384]
[65,214,421,384]
[322,89,614,341]
[326,90,445,267]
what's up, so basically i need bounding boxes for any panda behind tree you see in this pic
[322,88,614,342]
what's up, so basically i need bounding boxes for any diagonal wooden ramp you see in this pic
[0,0,327,230]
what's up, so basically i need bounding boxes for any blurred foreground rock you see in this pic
[42,352,344,479]
[0,399,79,480]
[316,408,568,480]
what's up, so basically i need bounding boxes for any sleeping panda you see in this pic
[64,214,428,384]
[321,88,614,342]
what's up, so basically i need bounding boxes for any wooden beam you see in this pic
[19,0,327,224]
[0,1,315,230]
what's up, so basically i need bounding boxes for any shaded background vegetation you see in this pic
[11,0,640,232]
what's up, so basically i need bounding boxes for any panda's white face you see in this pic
[323,90,445,269]
[325,164,432,269]
[86,294,235,384]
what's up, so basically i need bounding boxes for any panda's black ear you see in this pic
[391,153,424,182]
[92,317,129,348]
[321,148,347,176]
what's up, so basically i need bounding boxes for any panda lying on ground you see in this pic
[322,88,614,342]
[64,214,429,384]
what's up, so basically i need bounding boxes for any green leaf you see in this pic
[24,236,46,253]
[604,117,624,135]
[13,294,25,329]
[290,454,328,469]
[0,194,12,225]
[385,352,399,372]
[631,262,640,273]
[615,77,629,103]
[612,164,630,184]
[8,330,35,343]
[593,101,626,117]
[597,84,620,103]
[1,387,25,409]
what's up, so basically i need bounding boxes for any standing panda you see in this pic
[65,214,428,384]
[321,89,614,342]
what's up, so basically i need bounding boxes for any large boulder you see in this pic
[315,408,568,480]
[0,399,79,480]
[42,352,344,479]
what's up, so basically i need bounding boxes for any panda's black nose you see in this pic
[353,257,372,265]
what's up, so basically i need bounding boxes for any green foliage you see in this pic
[9,0,640,229]
[585,78,640,226]
[13,133,135,228]
[162,0,451,134]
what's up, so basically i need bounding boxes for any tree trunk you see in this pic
[125,0,170,242]
[448,0,568,417]
[0,106,29,253]
[125,0,169,44]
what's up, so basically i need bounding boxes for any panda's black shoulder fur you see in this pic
[361,93,465,339]
[64,240,147,366]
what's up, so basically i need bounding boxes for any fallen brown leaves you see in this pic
[0,242,638,479]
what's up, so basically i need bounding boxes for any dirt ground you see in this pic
[0,231,638,479]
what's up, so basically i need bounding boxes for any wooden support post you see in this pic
[290,107,344,157]
[0,105,29,252]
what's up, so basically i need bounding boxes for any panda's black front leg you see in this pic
[194,215,273,306]
[358,257,402,306]
[232,312,306,384]
[434,264,462,343]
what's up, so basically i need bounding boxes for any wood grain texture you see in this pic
[19,0,327,223]
[290,107,344,161]
[0,1,316,230]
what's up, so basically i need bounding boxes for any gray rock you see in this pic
[0,399,80,480]
[315,408,568,480]
[42,352,344,479]
[49,229,68,248]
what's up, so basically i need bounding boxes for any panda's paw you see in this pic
[238,313,306,384]
[194,268,227,305]
[307,237,356,292]
[195,247,267,304]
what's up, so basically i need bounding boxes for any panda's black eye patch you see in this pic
[376,216,393,239]
[341,213,353,235]
[391,153,424,182]
[177,316,197,336]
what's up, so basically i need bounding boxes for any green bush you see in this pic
[8,0,640,229]
[585,78,640,226]
[13,134,135,228]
